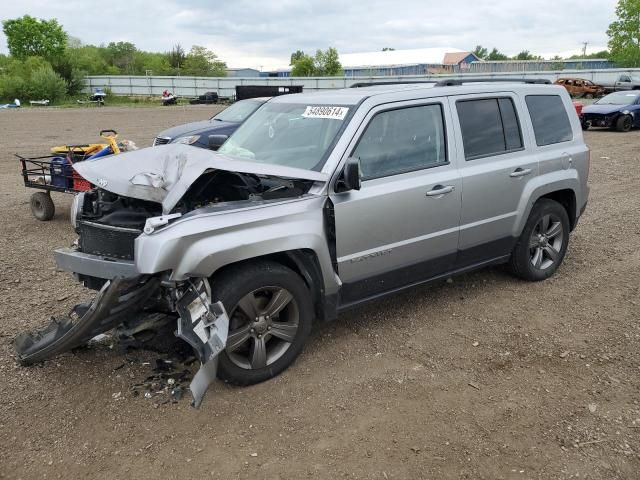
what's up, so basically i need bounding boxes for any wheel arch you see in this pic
[209,249,337,322]
[515,174,580,237]
[538,189,577,230]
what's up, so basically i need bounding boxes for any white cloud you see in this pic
[0,0,618,69]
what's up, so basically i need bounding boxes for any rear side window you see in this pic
[353,104,447,180]
[525,95,573,146]
[456,97,523,160]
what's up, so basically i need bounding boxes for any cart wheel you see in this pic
[30,192,55,221]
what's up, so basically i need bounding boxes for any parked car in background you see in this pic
[153,97,268,149]
[190,91,218,105]
[555,78,605,98]
[581,90,640,132]
[18,78,590,407]
[601,73,640,92]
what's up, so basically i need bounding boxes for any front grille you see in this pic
[153,136,171,146]
[78,221,140,260]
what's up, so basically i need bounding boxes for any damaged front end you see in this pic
[15,274,230,407]
[15,144,328,406]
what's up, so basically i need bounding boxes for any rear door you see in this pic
[330,99,461,305]
[451,93,538,266]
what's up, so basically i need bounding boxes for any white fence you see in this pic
[85,68,640,99]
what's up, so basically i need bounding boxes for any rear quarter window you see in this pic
[525,95,573,146]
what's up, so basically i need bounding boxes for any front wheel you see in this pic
[508,199,570,281]
[616,115,632,132]
[211,261,314,386]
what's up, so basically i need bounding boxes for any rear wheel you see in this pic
[615,115,632,132]
[30,192,55,221]
[212,261,314,385]
[508,199,570,281]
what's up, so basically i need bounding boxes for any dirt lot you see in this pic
[0,106,638,480]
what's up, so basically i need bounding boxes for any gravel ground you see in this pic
[0,106,638,480]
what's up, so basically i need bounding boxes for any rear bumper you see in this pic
[55,247,138,279]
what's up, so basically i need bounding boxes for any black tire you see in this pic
[615,115,632,132]
[30,192,55,221]
[508,199,570,282]
[211,261,314,386]
[581,122,590,131]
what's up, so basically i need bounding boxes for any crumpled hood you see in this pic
[73,144,328,214]
[582,103,631,115]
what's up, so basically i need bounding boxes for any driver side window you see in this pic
[352,104,447,180]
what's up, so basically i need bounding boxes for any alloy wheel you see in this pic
[225,287,299,370]
[529,214,564,270]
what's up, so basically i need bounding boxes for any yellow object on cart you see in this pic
[50,143,107,155]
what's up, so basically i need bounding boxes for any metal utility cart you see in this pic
[18,130,122,221]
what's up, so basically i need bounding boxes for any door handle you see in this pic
[426,185,455,196]
[510,168,532,178]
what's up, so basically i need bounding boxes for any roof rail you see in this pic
[433,77,551,86]
[349,78,551,88]
[350,81,436,88]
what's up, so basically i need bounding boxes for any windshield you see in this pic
[212,100,263,123]
[219,102,351,171]
[596,91,640,105]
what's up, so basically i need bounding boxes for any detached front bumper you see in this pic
[55,247,139,279]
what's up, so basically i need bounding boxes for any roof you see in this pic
[339,48,466,68]
[442,51,479,65]
[270,81,563,106]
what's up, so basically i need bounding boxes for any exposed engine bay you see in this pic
[77,170,314,230]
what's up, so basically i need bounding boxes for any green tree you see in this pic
[2,15,67,61]
[569,50,610,59]
[105,41,137,73]
[486,48,509,61]
[607,0,640,67]
[513,50,540,60]
[291,53,315,76]
[472,45,488,59]
[317,47,342,76]
[290,50,305,65]
[382,47,395,51]
[168,44,186,70]
[182,46,226,76]
[291,47,342,76]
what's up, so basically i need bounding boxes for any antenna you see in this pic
[582,42,588,57]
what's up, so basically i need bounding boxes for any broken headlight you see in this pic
[174,135,201,145]
[70,192,85,229]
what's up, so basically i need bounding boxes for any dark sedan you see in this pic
[581,91,640,132]
[153,97,268,148]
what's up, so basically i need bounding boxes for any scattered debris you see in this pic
[472,341,479,347]
[588,403,597,413]
[468,382,480,390]
[112,392,122,400]
[130,355,194,405]
[559,350,570,358]
[410,447,421,454]
[249,452,258,457]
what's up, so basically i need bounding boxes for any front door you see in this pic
[330,99,461,306]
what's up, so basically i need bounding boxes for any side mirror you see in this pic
[336,157,361,193]
[208,134,229,150]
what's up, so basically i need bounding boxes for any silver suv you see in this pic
[16,79,590,406]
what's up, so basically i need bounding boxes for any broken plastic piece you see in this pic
[175,278,229,408]
[15,277,159,365]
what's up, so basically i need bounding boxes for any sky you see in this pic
[0,0,619,70]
